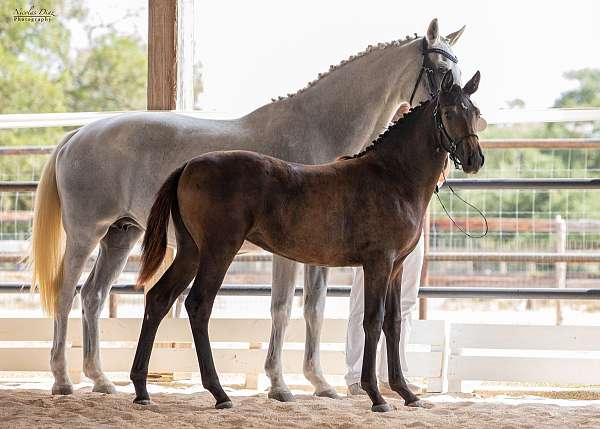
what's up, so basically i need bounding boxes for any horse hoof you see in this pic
[314,388,340,399]
[133,398,153,406]
[215,400,234,409]
[92,382,117,394]
[51,383,73,395]
[372,403,395,413]
[268,388,295,402]
[406,399,431,409]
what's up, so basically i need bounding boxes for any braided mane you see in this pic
[343,100,432,160]
[270,34,422,103]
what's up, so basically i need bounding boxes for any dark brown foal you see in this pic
[131,70,484,412]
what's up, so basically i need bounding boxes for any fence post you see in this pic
[109,294,118,318]
[419,210,431,320]
[244,342,263,389]
[555,215,567,325]
[426,321,449,393]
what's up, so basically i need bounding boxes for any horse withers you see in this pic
[130,70,484,412]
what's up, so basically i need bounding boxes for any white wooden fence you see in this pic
[2,318,600,392]
[0,318,447,390]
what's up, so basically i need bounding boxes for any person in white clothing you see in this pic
[345,101,447,395]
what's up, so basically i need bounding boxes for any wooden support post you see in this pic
[148,0,178,110]
[146,0,181,381]
[555,215,567,325]
[109,294,118,318]
[419,210,431,320]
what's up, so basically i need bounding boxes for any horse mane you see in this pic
[342,99,432,160]
[270,34,421,103]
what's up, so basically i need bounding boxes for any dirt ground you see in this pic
[2,386,600,429]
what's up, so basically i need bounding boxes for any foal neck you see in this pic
[370,101,448,203]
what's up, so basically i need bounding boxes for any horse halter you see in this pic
[433,100,479,169]
[409,37,458,106]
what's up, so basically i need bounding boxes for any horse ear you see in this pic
[445,25,465,46]
[441,70,454,93]
[463,71,481,95]
[426,18,440,45]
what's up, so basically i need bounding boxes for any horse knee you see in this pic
[81,288,102,317]
[145,287,173,319]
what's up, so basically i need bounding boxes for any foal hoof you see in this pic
[92,382,117,394]
[268,388,295,403]
[372,403,395,413]
[314,388,340,399]
[133,398,153,406]
[406,399,431,409]
[215,400,234,409]
[51,383,73,395]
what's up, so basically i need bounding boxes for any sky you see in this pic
[83,0,600,115]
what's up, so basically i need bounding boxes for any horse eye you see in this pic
[444,111,452,119]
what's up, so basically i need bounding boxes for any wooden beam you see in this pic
[147,0,178,110]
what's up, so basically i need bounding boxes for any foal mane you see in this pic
[270,34,422,103]
[341,100,432,160]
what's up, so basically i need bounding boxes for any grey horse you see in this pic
[29,19,464,400]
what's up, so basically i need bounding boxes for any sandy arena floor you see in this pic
[2,384,600,429]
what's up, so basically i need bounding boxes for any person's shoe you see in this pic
[347,383,367,396]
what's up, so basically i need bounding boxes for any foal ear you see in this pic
[426,18,440,45]
[463,71,481,95]
[441,70,454,93]
[445,25,466,46]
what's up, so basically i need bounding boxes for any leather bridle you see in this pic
[434,100,479,169]
[409,37,458,106]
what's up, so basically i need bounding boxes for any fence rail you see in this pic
[3,283,600,300]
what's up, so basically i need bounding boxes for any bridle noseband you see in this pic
[409,37,458,106]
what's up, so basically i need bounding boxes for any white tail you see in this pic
[28,130,78,317]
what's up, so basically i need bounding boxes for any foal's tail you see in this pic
[28,129,78,317]
[137,165,186,288]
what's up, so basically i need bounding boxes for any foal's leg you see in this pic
[265,255,298,402]
[51,232,104,395]
[130,242,199,405]
[81,224,142,393]
[303,265,338,398]
[382,266,423,407]
[185,243,242,409]
[361,260,394,412]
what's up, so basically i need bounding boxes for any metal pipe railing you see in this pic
[3,283,600,300]
[2,251,599,264]
[3,178,600,193]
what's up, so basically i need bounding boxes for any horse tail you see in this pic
[137,165,186,288]
[28,129,78,317]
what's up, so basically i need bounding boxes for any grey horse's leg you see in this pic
[51,233,103,395]
[80,223,142,393]
[265,255,297,402]
[303,265,338,398]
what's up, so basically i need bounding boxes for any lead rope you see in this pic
[435,169,489,239]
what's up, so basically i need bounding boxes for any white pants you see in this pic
[344,233,424,385]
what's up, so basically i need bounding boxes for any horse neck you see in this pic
[242,39,425,161]
[370,102,448,208]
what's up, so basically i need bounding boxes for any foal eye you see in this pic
[444,111,452,119]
